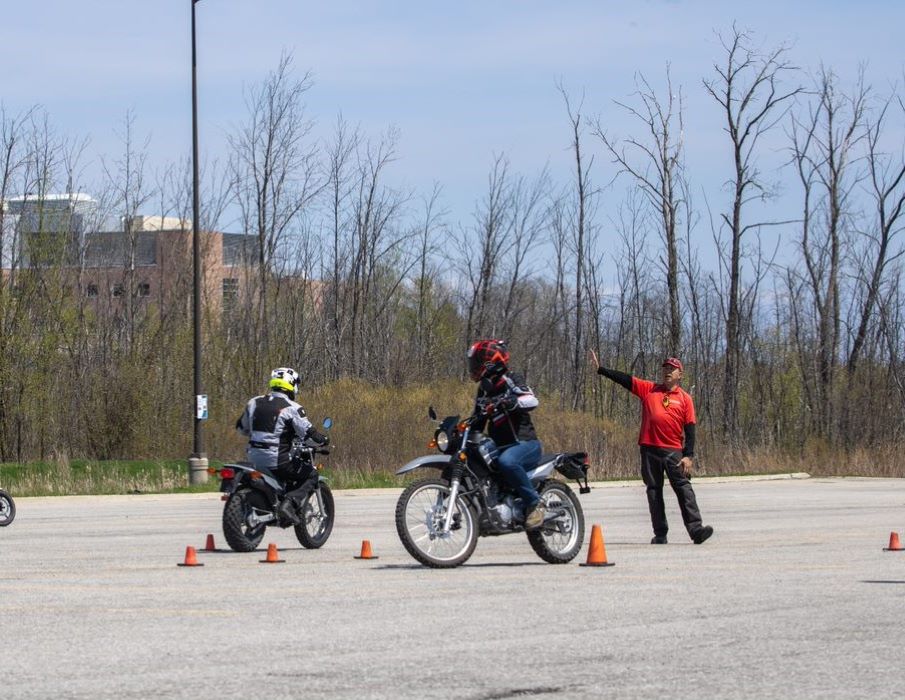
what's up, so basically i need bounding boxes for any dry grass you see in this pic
[4,379,903,496]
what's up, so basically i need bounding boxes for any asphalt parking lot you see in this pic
[1,476,904,699]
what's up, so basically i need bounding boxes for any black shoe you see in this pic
[276,499,301,525]
[650,535,668,544]
[692,525,713,544]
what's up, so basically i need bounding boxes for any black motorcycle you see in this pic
[394,406,591,568]
[212,418,335,552]
[0,488,15,527]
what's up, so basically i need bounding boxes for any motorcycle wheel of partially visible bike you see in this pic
[0,489,16,527]
[294,484,335,549]
[395,478,478,568]
[527,480,585,564]
[222,488,269,552]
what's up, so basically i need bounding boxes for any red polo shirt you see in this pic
[631,377,696,450]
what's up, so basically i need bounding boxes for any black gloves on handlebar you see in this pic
[477,392,517,416]
[496,393,517,412]
[308,429,330,446]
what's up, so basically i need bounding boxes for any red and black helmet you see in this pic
[467,339,510,382]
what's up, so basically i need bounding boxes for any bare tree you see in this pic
[594,66,686,354]
[703,25,802,436]
[847,88,905,375]
[788,67,867,437]
[101,110,154,349]
[462,153,513,344]
[228,52,321,362]
[323,115,360,380]
[558,84,596,409]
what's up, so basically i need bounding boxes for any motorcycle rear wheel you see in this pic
[527,481,585,563]
[0,489,15,526]
[223,488,269,552]
[294,484,335,549]
[395,478,478,568]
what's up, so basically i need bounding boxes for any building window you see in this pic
[86,283,98,298]
[137,282,150,297]
[112,283,125,297]
[222,278,239,306]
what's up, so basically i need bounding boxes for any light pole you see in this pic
[188,0,208,484]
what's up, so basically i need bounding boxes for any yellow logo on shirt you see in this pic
[662,395,670,409]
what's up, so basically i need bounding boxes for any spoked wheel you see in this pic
[395,478,478,568]
[527,481,585,563]
[222,489,269,552]
[295,484,335,549]
[0,489,16,526]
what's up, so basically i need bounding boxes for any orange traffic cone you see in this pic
[579,524,615,567]
[354,539,378,560]
[259,542,285,564]
[203,534,217,552]
[177,545,204,567]
[883,531,904,551]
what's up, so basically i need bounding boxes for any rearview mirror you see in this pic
[428,406,437,420]
[323,417,333,430]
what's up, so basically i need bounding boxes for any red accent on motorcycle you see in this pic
[220,467,235,479]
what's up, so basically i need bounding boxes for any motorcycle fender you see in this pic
[395,454,452,475]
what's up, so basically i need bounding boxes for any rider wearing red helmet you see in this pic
[467,340,546,530]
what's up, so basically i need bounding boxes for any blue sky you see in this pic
[2,1,903,252]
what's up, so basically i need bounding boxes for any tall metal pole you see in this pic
[188,0,208,484]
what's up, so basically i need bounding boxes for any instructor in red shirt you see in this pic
[591,351,713,545]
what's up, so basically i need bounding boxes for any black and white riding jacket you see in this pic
[235,391,322,469]
[475,371,539,446]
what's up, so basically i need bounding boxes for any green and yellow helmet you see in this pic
[269,367,300,395]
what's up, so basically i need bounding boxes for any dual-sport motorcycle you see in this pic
[210,418,335,552]
[0,488,15,526]
[394,405,591,568]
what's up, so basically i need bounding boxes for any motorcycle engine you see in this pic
[490,502,512,525]
[490,495,520,526]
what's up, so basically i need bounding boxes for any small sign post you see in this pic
[196,394,208,421]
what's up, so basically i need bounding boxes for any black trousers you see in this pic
[274,461,317,507]
[640,446,703,538]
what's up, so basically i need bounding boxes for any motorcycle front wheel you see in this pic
[527,481,585,563]
[222,488,269,552]
[295,484,335,549]
[395,478,478,568]
[0,489,16,526]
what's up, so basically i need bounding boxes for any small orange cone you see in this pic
[259,542,285,563]
[354,539,378,560]
[579,524,615,567]
[203,534,217,552]
[177,545,204,567]
[883,531,904,551]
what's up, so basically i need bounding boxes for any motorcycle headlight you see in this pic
[436,431,450,452]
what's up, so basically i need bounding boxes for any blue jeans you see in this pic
[496,440,542,509]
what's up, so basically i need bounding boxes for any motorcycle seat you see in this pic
[536,453,560,468]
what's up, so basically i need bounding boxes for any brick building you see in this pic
[2,195,260,317]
